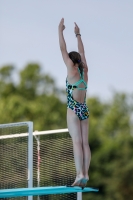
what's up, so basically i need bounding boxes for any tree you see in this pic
[0,64,133,199]
[0,64,67,130]
[83,93,133,200]
[0,65,16,98]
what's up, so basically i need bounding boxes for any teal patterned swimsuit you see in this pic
[66,68,89,120]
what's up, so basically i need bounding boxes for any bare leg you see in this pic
[80,118,91,186]
[67,108,84,186]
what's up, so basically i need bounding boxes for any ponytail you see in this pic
[68,51,84,76]
[78,62,84,76]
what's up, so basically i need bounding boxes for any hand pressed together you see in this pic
[59,18,80,34]
[58,18,65,32]
[74,22,80,34]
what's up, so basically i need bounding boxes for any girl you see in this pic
[58,18,91,188]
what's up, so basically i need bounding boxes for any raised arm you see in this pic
[74,22,88,68]
[58,18,73,67]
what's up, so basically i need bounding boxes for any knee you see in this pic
[82,141,91,151]
[72,137,82,146]
[82,139,89,146]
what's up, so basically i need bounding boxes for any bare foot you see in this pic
[80,176,89,188]
[71,174,84,186]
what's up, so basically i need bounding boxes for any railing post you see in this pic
[77,192,82,200]
[28,122,33,200]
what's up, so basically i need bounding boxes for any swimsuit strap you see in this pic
[74,67,87,90]
[66,67,87,91]
[74,79,87,90]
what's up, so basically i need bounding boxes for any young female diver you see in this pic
[58,18,91,188]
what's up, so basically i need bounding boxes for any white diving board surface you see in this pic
[0,186,99,198]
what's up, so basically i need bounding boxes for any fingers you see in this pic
[74,22,80,34]
[59,18,64,26]
[61,18,64,23]
[60,18,64,25]
[59,19,80,32]
[74,22,78,27]
[59,18,65,31]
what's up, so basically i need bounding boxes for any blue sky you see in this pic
[0,0,133,100]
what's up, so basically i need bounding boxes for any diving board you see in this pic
[0,186,99,198]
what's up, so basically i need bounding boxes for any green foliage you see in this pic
[0,65,16,98]
[84,94,133,200]
[0,64,133,199]
[18,63,58,99]
[0,64,66,130]
[0,65,14,82]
